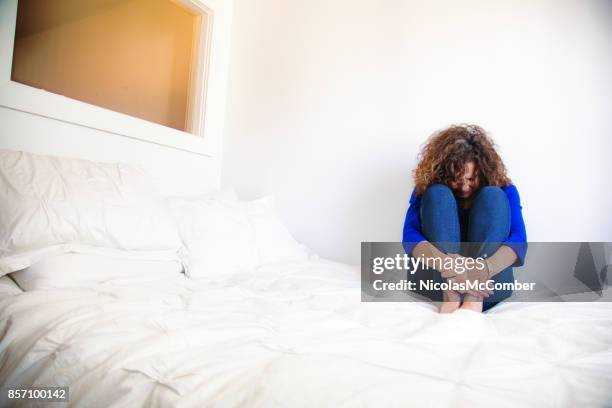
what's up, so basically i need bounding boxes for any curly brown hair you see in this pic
[413,124,512,196]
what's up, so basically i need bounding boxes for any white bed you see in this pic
[1,149,611,407]
[2,257,612,408]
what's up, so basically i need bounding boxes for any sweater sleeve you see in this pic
[402,188,427,256]
[502,184,528,267]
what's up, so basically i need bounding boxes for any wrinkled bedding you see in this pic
[1,258,612,407]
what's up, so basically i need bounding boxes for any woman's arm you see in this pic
[484,245,518,277]
[402,188,427,256]
[501,185,528,267]
[411,241,516,279]
[448,246,516,298]
[411,241,461,278]
[415,241,493,297]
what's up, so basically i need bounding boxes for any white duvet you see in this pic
[1,258,612,408]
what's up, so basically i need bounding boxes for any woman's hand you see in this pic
[446,254,493,298]
[438,253,464,278]
[467,263,493,298]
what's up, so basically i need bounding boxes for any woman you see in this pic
[402,124,527,313]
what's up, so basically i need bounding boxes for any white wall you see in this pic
[222,0,612,265]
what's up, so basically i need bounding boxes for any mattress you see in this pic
[1,259,611,407]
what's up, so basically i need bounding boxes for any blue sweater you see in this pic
[402,184,528,267]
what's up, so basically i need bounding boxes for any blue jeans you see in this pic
[409,184,514,312]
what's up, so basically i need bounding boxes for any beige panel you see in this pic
[12,0,200,131]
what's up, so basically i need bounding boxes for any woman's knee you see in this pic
[422,184,456,209]
[470,186,510,229]
[424,183,454,197]
[474,186,507,207]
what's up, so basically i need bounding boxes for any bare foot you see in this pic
[439,290,461,314]
[439,301,461,313]
[460,294,483,313]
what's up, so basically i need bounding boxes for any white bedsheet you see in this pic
[1,259,611,408]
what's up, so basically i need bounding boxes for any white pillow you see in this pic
[0,149,184,276]
[169,193,259,277]
[170,193,309,278]
[244,196,310,265]
[10,253,183,290]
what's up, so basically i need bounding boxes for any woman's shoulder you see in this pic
[409,186,419,204]
[501,183,523,205]
[501,183,521,194]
